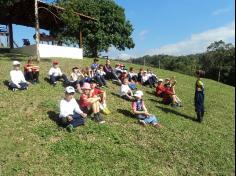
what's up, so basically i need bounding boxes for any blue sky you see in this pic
[1,0,235,59]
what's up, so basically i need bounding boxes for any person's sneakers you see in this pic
[139,120,147,126]
[153,123,162,128]
[171,103,178,108]
[66,124,74,133]
[53,82,57,87]
[103,107,111,115]
[12,88,17,92]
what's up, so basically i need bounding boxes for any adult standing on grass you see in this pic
[48,61,70,86]
[9,61,29,91]
[195,70,205,123]
[59,86,87,133]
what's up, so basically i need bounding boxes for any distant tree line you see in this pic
[129,41,235,86]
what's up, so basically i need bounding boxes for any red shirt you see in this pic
[156,84,165,96]
[24,64,40,73]
[79,94,91,108]
[163,87,174,104]
[91,88,104,97]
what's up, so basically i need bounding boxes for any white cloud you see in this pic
[212,8,231,16]
[139,30,149,40]
[148,22,235,56]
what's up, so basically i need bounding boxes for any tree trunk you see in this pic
[35,0,40,62]
[218,68,221,82]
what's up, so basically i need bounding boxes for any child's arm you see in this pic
[87,97,101,103]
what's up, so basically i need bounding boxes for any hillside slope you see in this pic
[0,54,235,176]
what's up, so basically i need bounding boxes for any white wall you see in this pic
[11,44,83,59]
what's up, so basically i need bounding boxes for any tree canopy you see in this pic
[130,41,235,86]
[55,0,135,57]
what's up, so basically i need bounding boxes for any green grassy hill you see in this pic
[0,54,235,176]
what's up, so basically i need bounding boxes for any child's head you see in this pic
[139,68,144,73]
[90,79,97,89]
[157,79,164,85]
[64,86,75,101]
[72,67,79,73]
[123,78,129,85]
[98,64,103,70]
[12,61,21,70]
[196,70,205,78]
[94,58,99,63]
[27,58,33,65]
[82,82,91,95]
[106,59,111,65]
[52,61,59,68]
[130,67,134,72]
[134,90,143,100]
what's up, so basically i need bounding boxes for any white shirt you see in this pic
[120,84,132,96]
[129,72,137,77]
[71,72,83,81]
[48,67,63,77]
[142,75,150,82]
[96,70,106,76]
[10,70,26,85]
[59,98,83,118]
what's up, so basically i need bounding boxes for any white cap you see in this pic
[65,86,75,94]
[158,79,163,82]
[134,90,144,98]
[13,61,20,66]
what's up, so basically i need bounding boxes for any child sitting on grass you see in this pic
[24,58,40,84]
[9,61,29,91]
[155,79,165,97]
[195,70,205,123]
[90,80,111,115]
[79,83,105,124]
[132,90,162,128]
[94,65,107,88]
[48,61,69,86]
[59,86,87,132]
[120,78,134,101]
[70,67,83,93]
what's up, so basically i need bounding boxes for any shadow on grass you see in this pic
[47,111,65,128]
[149,98,163,104]
[3,80,9,87]
[156,105,198,122]
[117,109,136,119]
[146,91,156,96]
[111,92,122,99]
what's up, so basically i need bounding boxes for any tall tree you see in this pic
[55,0,135,57]
[206,40,234,82]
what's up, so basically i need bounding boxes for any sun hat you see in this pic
[65,86,75,94]
[82,82,91,90]
[13,61,20,66]
[134,90,144,98]
[158,79,163,82]
[52,60,59,65]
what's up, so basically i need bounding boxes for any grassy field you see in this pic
[0,53,235,176]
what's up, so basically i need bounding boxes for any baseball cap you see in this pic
[65,86,75,94]
[13,61,20,66]
[158,79,163,82]
[134,90,144,98]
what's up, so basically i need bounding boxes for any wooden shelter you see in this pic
[0,0,97,59]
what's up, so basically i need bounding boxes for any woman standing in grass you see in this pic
[195,70,205,123]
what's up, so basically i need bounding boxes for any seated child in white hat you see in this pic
[132,90,162,128]
[59,86,87,132]
[9,61,29,91]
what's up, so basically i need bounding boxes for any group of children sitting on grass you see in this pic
[8,57,205,132]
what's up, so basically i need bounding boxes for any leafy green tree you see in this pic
[206,40,234,82]
[55,0,135,57]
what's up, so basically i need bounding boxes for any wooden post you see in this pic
[8,23,13,49]
[79,30,83,48]
[35,0,40,62]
